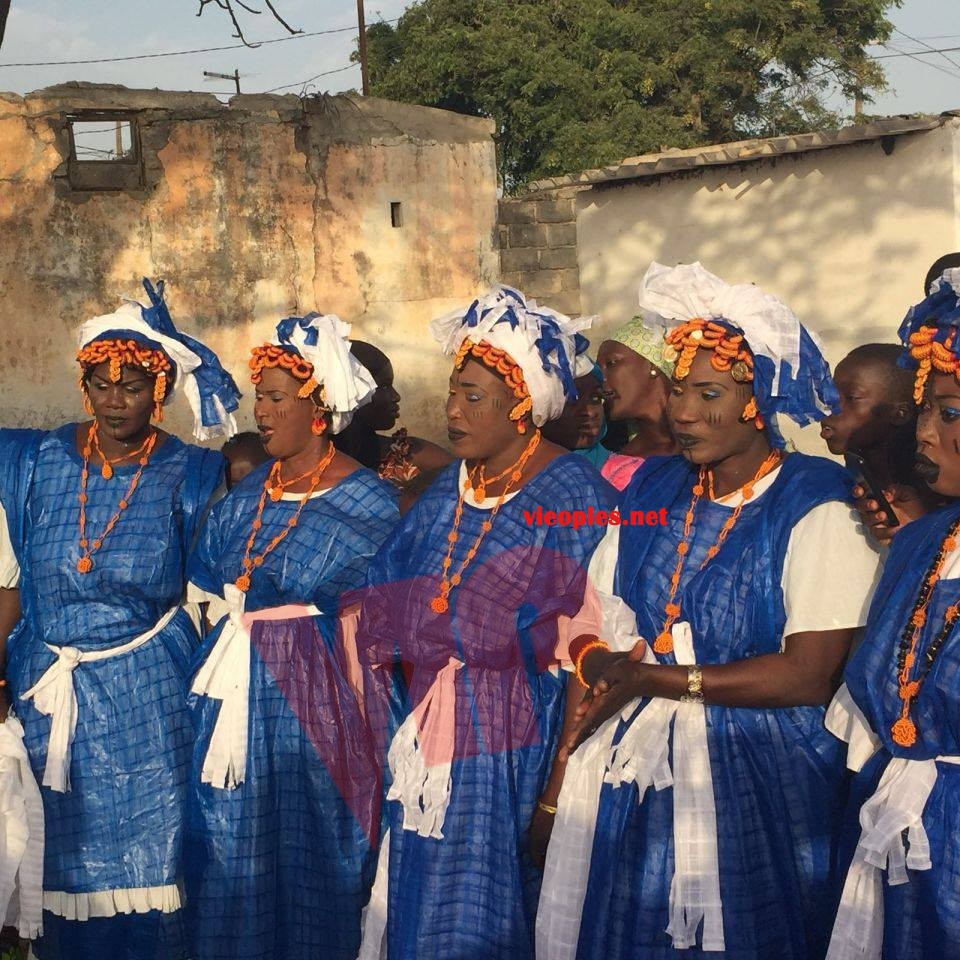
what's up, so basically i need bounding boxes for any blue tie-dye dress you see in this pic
[0,424,224,960]
[357,453,615,960]
[183,461,399,960]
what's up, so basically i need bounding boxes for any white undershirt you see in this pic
[588,464,882,638]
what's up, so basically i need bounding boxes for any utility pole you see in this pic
[203,69,241,95]
[357,0,370,96]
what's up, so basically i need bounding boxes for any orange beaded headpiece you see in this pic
[77,338,172,421]
[454,337,533,432]
[249,344,327,404]
[666,318,762,427]
[905,325,958,405]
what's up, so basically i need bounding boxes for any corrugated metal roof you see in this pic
[522,113,952,194]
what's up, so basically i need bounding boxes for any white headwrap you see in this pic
[639,261,813,396]
[267,313,377,434]
[78,279,241,442]
[430,286,594,426]
[638,262,839,444]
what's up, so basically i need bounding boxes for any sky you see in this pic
[1,0,960,117]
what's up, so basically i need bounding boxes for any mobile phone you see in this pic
[844,452,900,528]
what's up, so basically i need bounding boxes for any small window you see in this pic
[70,120,135,160]
[390,201,403,228]
[65,114,143,191]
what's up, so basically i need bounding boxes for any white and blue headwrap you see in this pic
[430,286,594,426]
[265,313,377,434]
[78,279,241,441]
[638,262,839,447]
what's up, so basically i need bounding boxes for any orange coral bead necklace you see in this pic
[266,459,323,502]
[890,516,960,747]
[234,443,337,593]
[653,448,782,654]
[90,428,155,480]
[465,457,518,504]
[431,430,541,614]
[76,422,158,574]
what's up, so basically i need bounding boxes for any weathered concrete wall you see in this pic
[498,190,582,317]
[0,84,498,442]
[570,122,960,451]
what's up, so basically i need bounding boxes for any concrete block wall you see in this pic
[497,190,583,316]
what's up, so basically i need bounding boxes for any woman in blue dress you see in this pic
[0,279,239,960]
[355,287,616,960]
[825,269,960,960]
[537,262,880,960]
[183,312,399,960]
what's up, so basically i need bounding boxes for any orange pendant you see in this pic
[653,631,674,654]
[268,487,283,502]
[474,484,486,503]
[891,716,918,747]
[101,463,113,480]
[430,596,449,614]
[76,557,93,574]
[235,573,252,593]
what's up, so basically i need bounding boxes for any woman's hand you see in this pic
[563,657,646,758]
[528,802,556,870]
[852,482,927,544]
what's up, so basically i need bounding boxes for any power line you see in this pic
[871,43,960,61]
[262,62,357,94]
[894,26,960,74]
[879,42,960,82]
[0,18,399,69]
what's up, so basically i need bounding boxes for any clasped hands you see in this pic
[561,638,648,761]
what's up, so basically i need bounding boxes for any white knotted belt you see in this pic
[190,583,320,790]
[825,684,959,960]
[0,715,44,938]
[386,656,464,840]
[21,606,179,793]
[537,618,724,959]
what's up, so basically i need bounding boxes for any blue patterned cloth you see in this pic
[357,454,615,960]
[576,454,854,960]
[183,463,399,960]
[0,424,224,960]
[842,502,960,959]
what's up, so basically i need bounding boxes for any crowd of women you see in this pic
[0,257,957,960]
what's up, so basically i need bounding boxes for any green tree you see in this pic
[361,0,899,191]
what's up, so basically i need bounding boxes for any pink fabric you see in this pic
[601,453,645,491]
[240,603,316,626]
[336,604,364,701]
[555,580,604,667]
[415,657,464,766]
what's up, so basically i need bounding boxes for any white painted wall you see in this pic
[574,121,960,451]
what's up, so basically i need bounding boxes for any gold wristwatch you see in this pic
[680,664,704,703]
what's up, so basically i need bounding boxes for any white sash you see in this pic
[0,715,44,938]
[537,620,725,958]
[385,656,463,840]
[190,583,320,790]
[825,683,959,960]
[22,606,179,793]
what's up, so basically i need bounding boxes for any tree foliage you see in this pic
[362,0,900,191]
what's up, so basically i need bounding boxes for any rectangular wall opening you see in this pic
[65,113,143,191]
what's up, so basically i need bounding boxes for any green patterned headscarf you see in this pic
[610,313,676,377]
